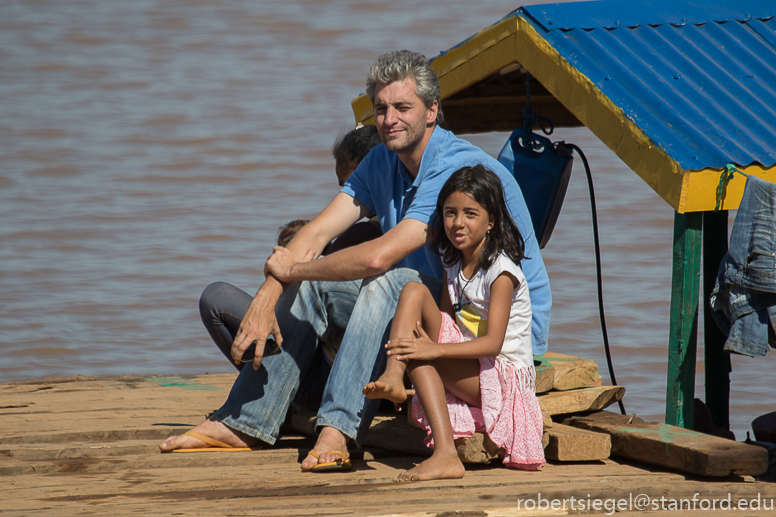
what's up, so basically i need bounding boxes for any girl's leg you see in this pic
[435,357,482,407]
[363,282,442,403]
[395,357,479,482]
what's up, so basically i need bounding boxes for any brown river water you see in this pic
[1,0,772,440]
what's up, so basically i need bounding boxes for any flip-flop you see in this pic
[169,431,260,453]
[307,449,352,472]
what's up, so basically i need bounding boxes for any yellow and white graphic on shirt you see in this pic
[456,300,487,337]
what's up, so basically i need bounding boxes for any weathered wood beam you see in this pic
[537,352,602,391]
[454,433,501,464]
[545,423,611,462]
[534,361,555,393]
[665,212,702,429]
[538,386,624,416]
[569,411,768,477]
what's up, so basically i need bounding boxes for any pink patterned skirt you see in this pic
[411,312,545,470]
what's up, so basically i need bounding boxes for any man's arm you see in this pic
[232,192,366,368]
[267,217,431,283]
[283,192,369,259]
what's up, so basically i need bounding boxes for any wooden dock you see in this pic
[2,373,775,516]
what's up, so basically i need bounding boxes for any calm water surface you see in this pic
[1,0,771,440]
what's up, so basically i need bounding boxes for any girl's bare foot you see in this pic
[362,371,408,403]
[394,451,465,482]
[159,419,257,451]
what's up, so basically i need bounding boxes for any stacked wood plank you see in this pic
[535,352,616,462]
[534,355,768,477]
[544,422,612,462]
[536,352,602,392]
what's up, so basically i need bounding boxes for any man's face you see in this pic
[373,78,436,156]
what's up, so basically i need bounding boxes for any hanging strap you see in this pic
[521,73,554,151]
[714,163,749,212]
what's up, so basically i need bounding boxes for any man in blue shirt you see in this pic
[160,50,551,471]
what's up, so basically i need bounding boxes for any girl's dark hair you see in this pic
[331,124,381,166]
[431,164,526,271]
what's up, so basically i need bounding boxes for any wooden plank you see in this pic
[666,211,702,429]
[3,373,776,516]
[0,375,232,444]
[7,456,757,517]
[454,433,501,464]
[538,386,624,416]
[541,408,553,429]
[538,352,602,391]
[0,445,303,477]
[545,423,611,462]
[534,361,555,393]
[569,411,768,477]
[541,408,552,449]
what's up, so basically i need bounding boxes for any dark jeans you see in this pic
[199,281,332,412]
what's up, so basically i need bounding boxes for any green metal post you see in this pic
[703,210,730,429]
[666,212,702,429]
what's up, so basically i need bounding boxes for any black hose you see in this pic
[566,143,626,415]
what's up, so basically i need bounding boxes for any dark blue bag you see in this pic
[498,128,573,249]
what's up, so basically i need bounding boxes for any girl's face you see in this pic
[443,191,494,260]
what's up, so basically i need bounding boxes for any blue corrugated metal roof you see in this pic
[523,0,773,29]
[520,0,776,171]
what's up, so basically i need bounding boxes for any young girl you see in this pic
[363,164,545,481]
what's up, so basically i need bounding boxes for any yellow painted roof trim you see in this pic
[683,164,776,212]
[350,13,776,213]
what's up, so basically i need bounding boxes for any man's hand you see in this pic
[385,322,440,362]
[231,282,284,370]
[265,246,316,283]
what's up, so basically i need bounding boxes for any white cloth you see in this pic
[445,253,532,370]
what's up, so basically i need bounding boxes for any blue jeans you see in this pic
[199,282,331,411]
[200,268,441,446]
[710,175,776,357]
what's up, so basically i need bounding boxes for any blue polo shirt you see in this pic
[341,126,552,354]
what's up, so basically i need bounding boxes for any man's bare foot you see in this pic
[394,451,465,482]
[301,426,349,471]
[362,371,408,403]
[159,418,258,452]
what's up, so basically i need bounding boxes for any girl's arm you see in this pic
[388,272,518,361]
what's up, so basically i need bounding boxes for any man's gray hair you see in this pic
[366,50,444,125]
